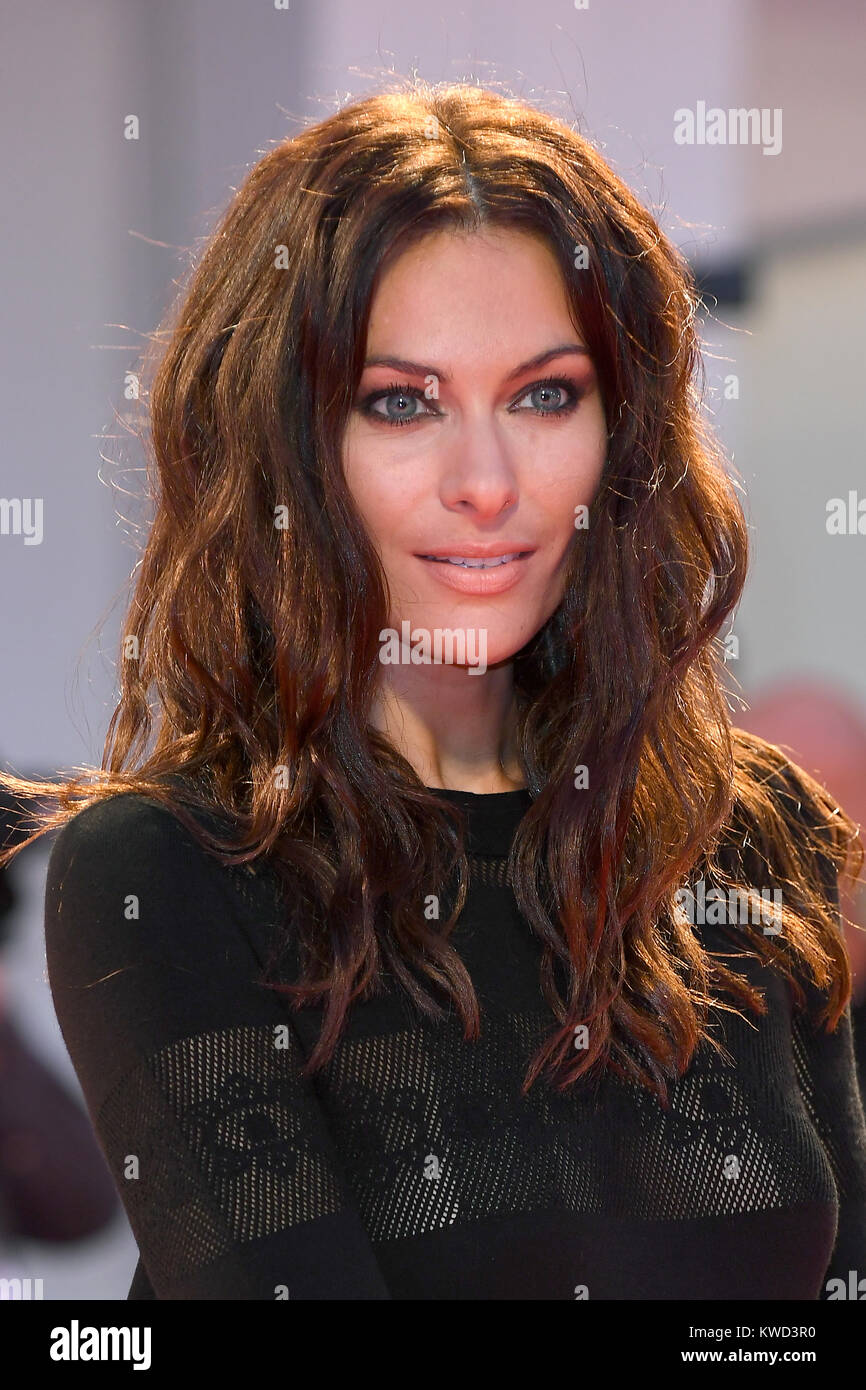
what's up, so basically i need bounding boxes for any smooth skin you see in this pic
[342,227,609,792]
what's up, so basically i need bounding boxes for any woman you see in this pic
[2,80,864,1300]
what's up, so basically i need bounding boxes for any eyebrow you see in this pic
[361,343,591,384]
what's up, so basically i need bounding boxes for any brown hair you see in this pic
[2,79,862,1104]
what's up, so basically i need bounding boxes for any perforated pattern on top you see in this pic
[99,1024,343,1291]
[466,853,512,888]
[97,998,839,1289]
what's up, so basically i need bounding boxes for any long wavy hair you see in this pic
[2,80,862,1104]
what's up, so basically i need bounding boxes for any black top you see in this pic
[43,782,866,1300]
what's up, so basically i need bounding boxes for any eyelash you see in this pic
[357,375,584,428]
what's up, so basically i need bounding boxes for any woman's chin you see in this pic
[378,613,547,676]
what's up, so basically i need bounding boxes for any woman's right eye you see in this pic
[360,383,439,428]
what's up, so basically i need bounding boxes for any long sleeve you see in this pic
[792,983,866,1298]
[43,792,392,1300]
[786,813,866,1298]
[716,762,866,1298]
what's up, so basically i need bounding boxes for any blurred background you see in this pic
[0,0,864,1297]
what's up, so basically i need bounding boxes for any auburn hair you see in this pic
[2,79,862,1104]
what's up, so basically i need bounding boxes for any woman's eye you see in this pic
[511,379,579,415]
[359,376,581,427]
[364,385,436,427]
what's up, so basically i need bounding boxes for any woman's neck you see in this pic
[368,662,523,793]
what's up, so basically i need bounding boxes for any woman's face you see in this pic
[341,226,608,669]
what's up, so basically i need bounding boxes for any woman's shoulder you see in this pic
[43,780,280,958]
[46,785,223,888]
[721,730,855,1013]
[730,727,831,811]
[42,783,293,1122]
[726,729,845,876]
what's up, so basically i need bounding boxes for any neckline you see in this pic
[425,784,532,856]
[425,786,529,799]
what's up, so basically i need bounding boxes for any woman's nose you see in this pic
[438,417,519,518]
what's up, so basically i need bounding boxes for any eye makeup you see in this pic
[355,374,586,428]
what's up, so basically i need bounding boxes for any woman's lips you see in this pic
[414,550,534,595]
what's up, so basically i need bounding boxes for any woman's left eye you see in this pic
[511,378,581,416]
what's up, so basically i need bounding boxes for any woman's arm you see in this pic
[792,975,866,1299]
[43,792,391,1300]
[785,803,866,1299]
